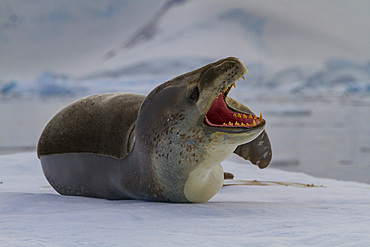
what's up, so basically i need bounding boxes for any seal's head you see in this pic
[135,57,266,202]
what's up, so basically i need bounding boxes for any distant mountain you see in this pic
[84,56,214,79]
[1,0,368,81]
[1,1,369,100]
[2,58,369,99]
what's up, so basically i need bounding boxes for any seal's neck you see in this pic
[129,118,242,202]
[123,136,230,203]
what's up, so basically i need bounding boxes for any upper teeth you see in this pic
[216,74,264,128]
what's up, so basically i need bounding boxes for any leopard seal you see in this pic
[37,57,272,202]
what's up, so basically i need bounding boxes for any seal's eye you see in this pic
[188,87,199,102]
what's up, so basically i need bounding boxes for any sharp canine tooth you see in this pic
[242,76,245,80]
[259,113,263,121]
[252,120,256,127]
[232,82,236,88]
[243,114,247,119]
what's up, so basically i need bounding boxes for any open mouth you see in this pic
[204,76,264,129]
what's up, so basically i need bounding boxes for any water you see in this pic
[0,97,78,154]
[249,98,370,184]
[1,96,369,184]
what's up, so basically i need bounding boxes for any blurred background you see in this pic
[1,0,369,183]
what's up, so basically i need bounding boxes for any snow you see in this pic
[1,152,370,246]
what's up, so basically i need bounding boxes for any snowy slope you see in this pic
[104,0,369,74]
[1,0,369,80]
[1,152,370,246]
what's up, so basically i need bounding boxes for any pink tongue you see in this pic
[205,95,260,128]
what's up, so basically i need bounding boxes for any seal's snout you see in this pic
[201,58,265,133]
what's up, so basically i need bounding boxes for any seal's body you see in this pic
[38,57,272,202]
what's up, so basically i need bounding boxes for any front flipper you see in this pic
[226,97,272,169]
[234,130,272,168]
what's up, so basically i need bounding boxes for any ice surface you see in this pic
[1,152,370,246]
